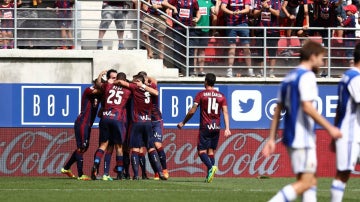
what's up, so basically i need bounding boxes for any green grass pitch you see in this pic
[1,177,360,202]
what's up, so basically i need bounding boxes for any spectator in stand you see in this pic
[17,0,40,49]
[141,0,167,62]
[311,0,342,47]
[162,0,200,77]
[55,0,74,49]
[0,0,22,49]
[209,0,221,36]
[193,0,219,76]
[338,4,357,66]
[279,0,309,56]
[221,0,252,77]
[253,0,281,78]
[97,1,127,50]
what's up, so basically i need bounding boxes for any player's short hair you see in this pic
[117,72,127,81]
[299,40,325,62]
[205,73,216,87]
[133,74,145,83]
[354,42,360,64]
[106,69,117,79]
[137,71,147,77]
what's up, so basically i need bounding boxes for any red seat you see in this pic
[277,37,287,54]
[205,37,217,62]
[289,37,301,47]
[308,36,323,44]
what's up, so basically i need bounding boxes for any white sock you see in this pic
[302,186,317,202]
[331,179,346,202]
[269,184,297,202]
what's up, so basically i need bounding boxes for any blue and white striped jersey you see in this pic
[335,68,360,143]
[278,66,318,148]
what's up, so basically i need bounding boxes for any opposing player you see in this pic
[262,40,342,201]
[61,79,101,180]
[177,73,231,183]
[330,43,360,202]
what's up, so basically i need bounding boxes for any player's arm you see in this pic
[113,79,130,88]
[222,105,231,137]
[262,102,282,157]
[177,103,198,129]
[142,83,159,96]
[96,70,107,88]
[133,80,158,96]
[302,101,342,139]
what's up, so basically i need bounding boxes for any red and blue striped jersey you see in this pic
[254,0,281,32]
[222,0,250,25]
[169,0,199,28]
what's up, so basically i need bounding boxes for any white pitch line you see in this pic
[1,188,360,192]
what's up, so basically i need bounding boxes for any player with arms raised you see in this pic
[177,73,231,183]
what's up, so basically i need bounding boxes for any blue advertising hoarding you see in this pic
[0,83,338,128]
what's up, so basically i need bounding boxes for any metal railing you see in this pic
[0,0,357,78]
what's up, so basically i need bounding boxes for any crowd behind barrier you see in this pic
[0,0,360,78]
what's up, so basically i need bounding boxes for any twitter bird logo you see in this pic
[239,98,255,113]
[232,90,261,121]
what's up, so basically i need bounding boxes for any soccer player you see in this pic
[61,79,101,180]
[138,71,169,180]
[91,71,132,181]
[330,43,360,202]
[177,73,231,183]
[117,74,166,180]
[262,40,342,202]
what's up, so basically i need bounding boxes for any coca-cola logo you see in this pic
[0,129,355,177]
[0,131,74,175]
[163,132,282,176]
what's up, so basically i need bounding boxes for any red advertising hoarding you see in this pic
[0,128,358,177]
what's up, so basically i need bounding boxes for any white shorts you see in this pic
[336,139,360,171]
[288,147,317,174]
